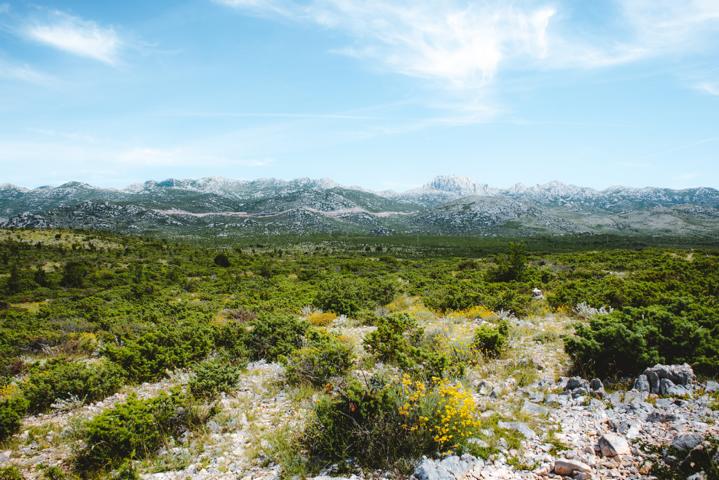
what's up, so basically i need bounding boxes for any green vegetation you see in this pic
[0,394,28,442]
[74,391,212,474]
[22,359,125,413]
[365,313,461,379]
[284,329,353,386]
[0,466,24,480]
[188,357,244,398]
[1,228,718,476]
[472,320,509,358]
[103,322,213,382]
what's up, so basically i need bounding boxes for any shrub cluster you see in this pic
[472,320,509,359]
[0,393,28,442]
[566,305,719,378]
[22,359,125,414]
[284,329,353,387]
[188,357,244,398]
[313,276,397,316]
[304,375,485,472]
[103,322,213,382]
[364,314,460,379]
[245,314,307,361]
[74,391,212,474]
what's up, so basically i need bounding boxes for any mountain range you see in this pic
[1,176,718,238]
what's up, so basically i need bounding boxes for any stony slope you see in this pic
[1,176,718,237]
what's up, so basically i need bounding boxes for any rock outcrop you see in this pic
[633,364,695,395]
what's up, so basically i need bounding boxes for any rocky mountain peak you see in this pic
[425,175,481,195]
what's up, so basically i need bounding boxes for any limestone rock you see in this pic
[598,433,631,457]
[589,378,603,391]
[671,433,704,453]
[633,374,650,392]
[498,421,537,439]
[413,454,481,480]
[553,459,592,476]
[638,364,695,394]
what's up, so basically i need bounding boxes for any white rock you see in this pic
[553,459,592,476]
[598,433,631,457]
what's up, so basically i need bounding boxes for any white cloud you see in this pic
[217,0,719,76]
[217,0,556,91]
[0,60,55,85]
[116,147,273,167]
[24,12,121,65]
[696,81,719,96]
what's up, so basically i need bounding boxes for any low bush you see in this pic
[313,278,364,317]
[304,377,429,472]
[306,311,337,327]
[472,320,509,358]
[0,466,24,480]
[74,391,212,474]
[22,359,125,414]
[104,322,213,382]
[304,375,485,472]
[0,393,28,442]
[189,358,244,398]
[245,314,307,361]
[313,276,398,317]
[212,321,250,359]
[284,330,353,386]
[364,314,457,379]
[565,306,719,378]
[486,242,528,282]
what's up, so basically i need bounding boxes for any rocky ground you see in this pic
[3,312,717,479]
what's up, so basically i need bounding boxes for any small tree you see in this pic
[488,242,527,282]
[61,261,87,288]
[34,267,49,287]
[214,253,230,268]
[6,264,21,294]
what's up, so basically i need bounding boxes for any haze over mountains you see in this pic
[1,176,718,238]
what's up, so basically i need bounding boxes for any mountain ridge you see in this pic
[2,175,718,238]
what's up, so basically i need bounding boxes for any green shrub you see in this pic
[284,330,354,387]
[74,392,211,474]
[245,315,307,361]
[564,306,719,378]
[487,242,528,282]
[60,262,87,288]
[313,278,363,316]
[0,466,24,480]
[0,395,28,442]
[189,358,243,398]
[40,466,76,480]
[22,359,126,414]
[304,378,431,472]
[110,461,140,480]
[212,321,250,359]
[313,276,398,317]
[304,376,486,472]
[472,320,509,358]
[364,314,455,379]
[104,322,213,382]
[213,253,230,268]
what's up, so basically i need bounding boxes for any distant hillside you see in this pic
[1,176,718,238]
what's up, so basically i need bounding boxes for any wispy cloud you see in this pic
[154,111,377,120]
[217,0,555,91]
[116,147,273,167]
[216,0,719,79]
[695,81,719,96]
[0,60,55,85]
[24,12,122,65]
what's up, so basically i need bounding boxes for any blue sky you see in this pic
[0,0,718,190]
